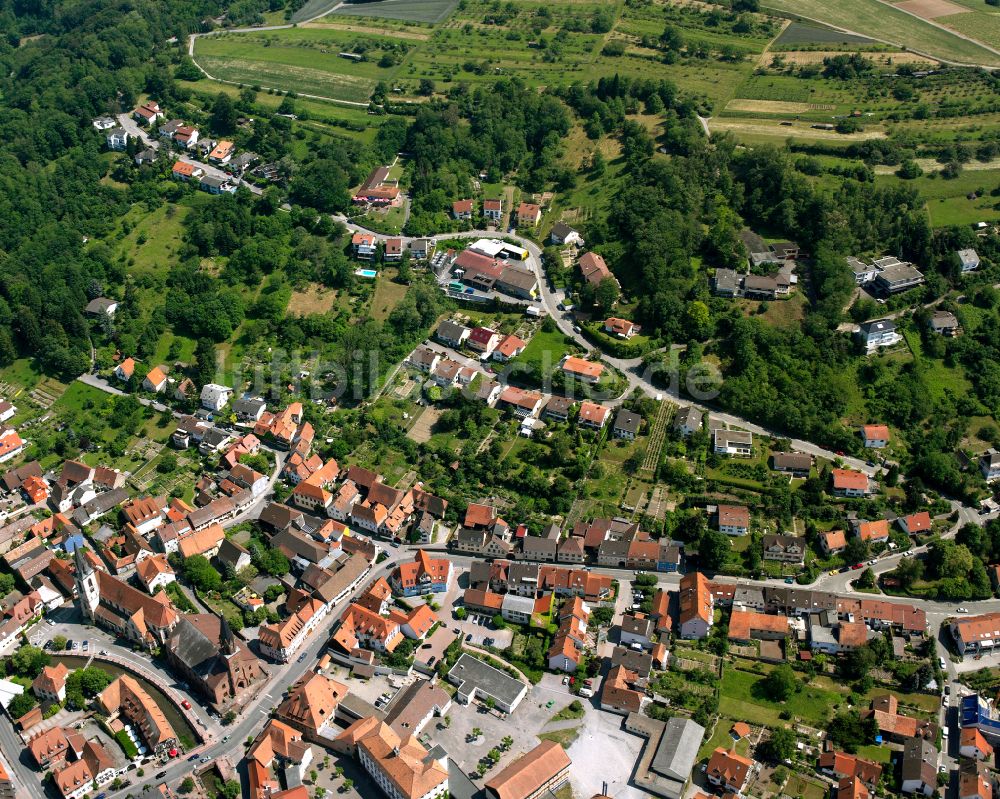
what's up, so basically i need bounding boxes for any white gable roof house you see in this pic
[958,249,981,272]
[200,384,233,412]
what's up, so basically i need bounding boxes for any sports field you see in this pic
[761,0,1000,66]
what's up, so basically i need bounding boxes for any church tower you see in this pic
[220,615,237,657]
[74,546,100,620]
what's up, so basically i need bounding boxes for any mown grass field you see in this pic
[718,666,844,726]
[196,28,414,101]
[512,327,579,376]
[760,0,1000,66]
[876,167,1000,227]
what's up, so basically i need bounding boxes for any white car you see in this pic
[940,657,947,670]
[957,607,969,613]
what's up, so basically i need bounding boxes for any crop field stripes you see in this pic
[639,400,671,475]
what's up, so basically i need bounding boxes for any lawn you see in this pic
[856,743,893,763]
[718,666,845,727]
[698,717,750,760]
[370,269,410,321]
[550,702,585,722]
[759,0,1000,66]
[536,725,582,747]
[783,774,827,799]
[511,327,579,377]
[0,358,45,393]
[901,327,973,401]
[876,168,1000,228]
[111,201,194,276]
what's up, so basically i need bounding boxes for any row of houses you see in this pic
[350,232,436,262]
[674,572,928,642]
[171,161,237,194]
[713,265,796,301]
[452,198,542,228]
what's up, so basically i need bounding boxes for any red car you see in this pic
[181,700,192,710]
[853,563,863,570]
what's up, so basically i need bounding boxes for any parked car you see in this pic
[957,607,969,613]
[155,772,166,779]
[187,754,199,762]
[181,700,192,710]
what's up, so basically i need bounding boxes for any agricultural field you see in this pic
[329,0,459,24]
[194,0,797,110]
[195,27,417,102]
[759,0,1000,66]
[773,20,876,47]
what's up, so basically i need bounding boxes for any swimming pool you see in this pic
[355,269,378,278]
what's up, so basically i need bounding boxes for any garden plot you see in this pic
[406,407,440,443]
[770,49,939,66]
[725,99,835,114]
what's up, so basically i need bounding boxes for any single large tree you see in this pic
[211,92,237,134]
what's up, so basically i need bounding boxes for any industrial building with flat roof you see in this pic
[446,653,527,714]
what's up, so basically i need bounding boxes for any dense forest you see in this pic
[0,0,226,374]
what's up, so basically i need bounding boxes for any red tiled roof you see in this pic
[857,520,889,541]
[832,469,869,491]
[863,425,890,442]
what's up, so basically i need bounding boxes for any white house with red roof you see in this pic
[493,335,527,362]
[468,327,502,356]
[898,511,931,535]
[604,318,640,339]
[133,101,162,124]
[862,425,890,448]
[831,469,872,497]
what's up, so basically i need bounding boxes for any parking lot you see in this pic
[449,612,514,650]
[332,666,415,710]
